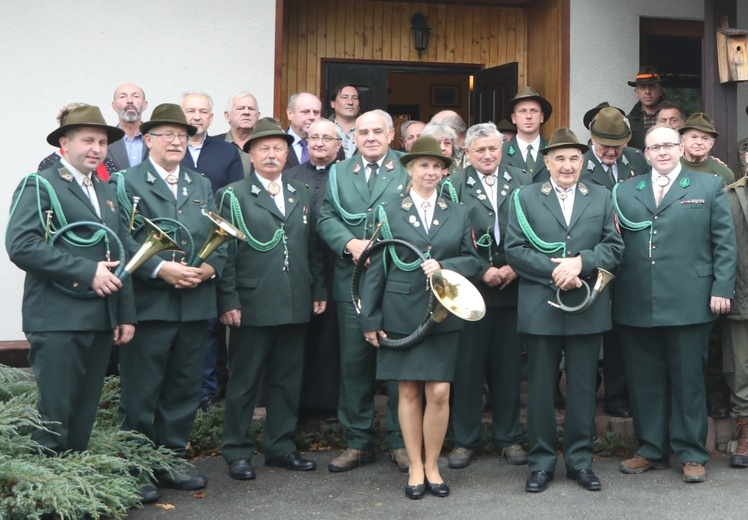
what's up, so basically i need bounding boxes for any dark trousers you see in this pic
[452,306,524,451]
[119,320,207,457]
[527,333,600,473]
[221,323,307,462]
[201,317,226,399]
[27,330,112,452]
[602,324,630,410]
[620,323,711,465]
[337,300,403,450]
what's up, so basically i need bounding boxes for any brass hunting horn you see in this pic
[547,267,615,315]
[187,208,247,267]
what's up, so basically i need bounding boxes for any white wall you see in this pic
[0,0,276,340]
[570,0,703,140]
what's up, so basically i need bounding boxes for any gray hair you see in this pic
[226,91,258,113]
[400,119,424,136]
[421,122,457,146]
[181,90,213,111]
[308,119,344,139]
[464,122,503,149]
[372,109,394,130]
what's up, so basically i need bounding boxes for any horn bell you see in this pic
[124,216,184,274]
[430,269,487,323]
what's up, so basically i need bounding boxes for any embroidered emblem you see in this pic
[679,178,690,188]
[437,198,447,210]
[402,197,413,210]
[503,171,512,182]
[587,160,596,171]
[251,184,262,195]
[541,182,552,195]
[384,159,395,171]
[184,173,192,184]
[578,183,589,196]
[105,200,115,212]
[146,172,157,184]
[508,145,516,156]
[622,155,630,166]
[287,184,296,193]
[353,163,362,174]
[60,172,73,182]
[467,176,476,187]
[636,180,646,191]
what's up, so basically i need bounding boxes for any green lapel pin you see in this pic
[636,180,646,191]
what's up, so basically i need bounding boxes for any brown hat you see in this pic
[679,112,719,138]
[627,65,662,87]
[589,107,632,146]
[583,102,625,130]
[399,135,453,169]
[46,104,124,146]
[506,87,553,124]
[539,128,589,155]
[242,117,295,153]
[496,118,517,133]
[140,103,197,136]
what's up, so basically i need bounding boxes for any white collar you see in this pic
[149,157,179,181]
[59,157,93,186]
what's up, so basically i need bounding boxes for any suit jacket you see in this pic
[180,135,244,195]
[580,147,648,190]
[613,168,736,327]
[359,195,482,335]
[106,136,148,171]
[216,175,325,326]
[6,165,136,332]
[449,164,532,307]
[214,131,253,176]
[285,161,334,216]
[109,160,226,322]
[500,136,549,183]
[505,181,624,335]
[283,137,301,171]
[317,149,408,302]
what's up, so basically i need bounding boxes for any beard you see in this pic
[119,107,142,123]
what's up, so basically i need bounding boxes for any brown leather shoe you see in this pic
[327,448,375,472]
[619,455,670,474]
[502,444,528,465]
[682,462,707,483]
[389,448,409,472]
[730,421,748,468]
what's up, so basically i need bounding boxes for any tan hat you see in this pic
[506,87,553,124]
[46,104,124,146]
[242,117,294,152]
[399,135,453,169]
[589,107,632,146]
[539,128,589,155]
[583,102,625,130]
[140,103,197,136]
[627,65,662,87]
[679,112,719,138]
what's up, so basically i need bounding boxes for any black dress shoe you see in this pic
[138,483,159,504]
[265,451,317,471]
[605,405,632,418]
[566,468,602,491]
[228,458,256,480]
[405,483,426,500]
[425,478,450,497]
[525,470,554,493]
[155,470,207,490]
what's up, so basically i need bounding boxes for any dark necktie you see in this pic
[299,139,310,164]
[525,144,535,172]
[367,163,379,193]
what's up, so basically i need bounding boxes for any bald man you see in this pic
[107,83,149,170]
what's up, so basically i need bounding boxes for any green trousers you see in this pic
[722,319,748,418]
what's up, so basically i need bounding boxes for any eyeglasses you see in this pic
[150,132,189,142]
[308,135,341,143]
[645,142,680,152]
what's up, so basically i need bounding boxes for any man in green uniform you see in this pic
[500,87,552,182]
[112,104,226,499]
[580,106,648,418]
[6,105,135,453]
[445,122,531,469]
[317,109,409,472]
[217,117,326,480]
[626,66,665,151]
[614,126,736,483]
[679,112,735,186]
[505,128,624,493]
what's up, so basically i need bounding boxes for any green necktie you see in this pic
[367,162,379,193]
[525,144,535,172]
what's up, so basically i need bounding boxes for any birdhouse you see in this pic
[716,27,748,83]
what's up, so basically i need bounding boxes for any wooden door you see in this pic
[472,62,519,124]
[323,63,389,117]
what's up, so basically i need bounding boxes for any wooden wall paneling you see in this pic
[335,0,347,58]
[444,4,455,62]
[325,0,337,59]
[435,3,447,62]
[286,0,298,109]
[372,1,384,60]
[354,2,365,58]
[344,0,356,58]
[516,9,526,86]
[480,7,490,65]
[488,8,499,66]
[399,1,410,61]
[363,0,374,60]
[471,7,482,64]
[461,5,472,65]
[303,0,315,92]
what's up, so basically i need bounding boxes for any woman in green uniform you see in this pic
[359,136,481,499]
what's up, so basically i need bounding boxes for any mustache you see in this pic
[262,158,282,167]
[167,146,184,153]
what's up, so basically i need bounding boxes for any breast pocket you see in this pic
[236,277,259,289]
[385,280,411,295]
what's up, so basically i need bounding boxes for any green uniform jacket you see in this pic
[681,156,735,186]
[6,165,136,331]
[505,181,624,335]
[358,196,482,335]
[110,160,225,322]
[448,165,532,307]
[317,149,408,301]
[613,169,736,327]
[580,147,648,190]
[216,175,326,326]
[500,136,549,183]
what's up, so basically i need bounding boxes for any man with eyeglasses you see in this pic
[500,87,553,182]
[286,119,343,418]
[284,92,323,171]
[613,125,736,484]
[112,103,226,502]
[679,112,735,186]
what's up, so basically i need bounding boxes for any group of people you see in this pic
[5,64,748,510]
